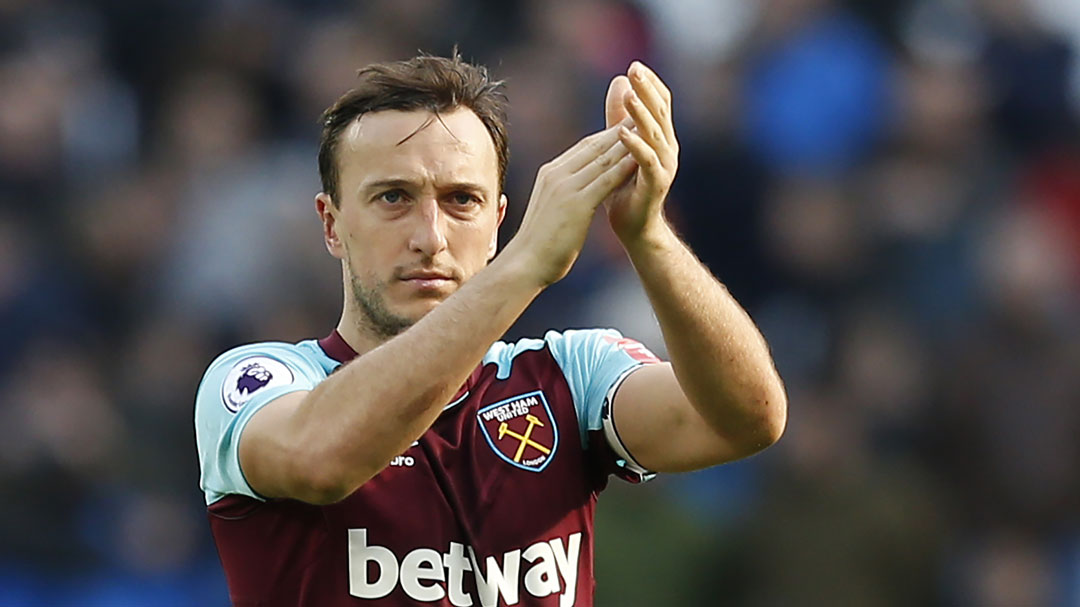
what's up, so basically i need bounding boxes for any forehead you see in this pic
[337,107,499,194]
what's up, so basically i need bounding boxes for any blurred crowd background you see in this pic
[1,0,1079,604]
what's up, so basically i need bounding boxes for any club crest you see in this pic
[476,390,558,472]
[221,355,294,413]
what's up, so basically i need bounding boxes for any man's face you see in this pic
[317,107,506,338]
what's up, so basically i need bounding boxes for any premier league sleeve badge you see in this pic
[220,355,295,413]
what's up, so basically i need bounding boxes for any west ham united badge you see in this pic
[477,390,558,472]
[221,355,294,413]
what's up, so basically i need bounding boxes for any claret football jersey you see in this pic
[194,328,661,607]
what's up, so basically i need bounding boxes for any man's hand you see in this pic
[504,123,638,286]
[603,62,679,243]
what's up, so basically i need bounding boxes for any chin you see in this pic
[400,297,444,318]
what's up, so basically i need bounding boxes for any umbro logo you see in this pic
[388,441,420,468]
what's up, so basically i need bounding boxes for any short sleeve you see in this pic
[544,329,663,483]
[194,342,327,505]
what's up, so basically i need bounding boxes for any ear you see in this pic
[489,193,508,260]
[315,192,345,260]
[605,75,632,128]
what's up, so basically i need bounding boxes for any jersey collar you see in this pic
[318,329,358,363]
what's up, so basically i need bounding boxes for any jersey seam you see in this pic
[540,343,590,452]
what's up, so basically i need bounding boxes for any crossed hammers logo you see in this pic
[498,414,552,463]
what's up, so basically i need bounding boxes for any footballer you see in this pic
[194,53,786,606]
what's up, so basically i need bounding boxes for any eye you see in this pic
[379,190,405,204]
[450,192,479,206]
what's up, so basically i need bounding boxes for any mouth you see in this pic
[398,270,457,292]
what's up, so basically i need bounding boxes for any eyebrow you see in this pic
[360,178,488,196]
[360,178,416,193]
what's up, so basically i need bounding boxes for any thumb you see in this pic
[605,75,632,128]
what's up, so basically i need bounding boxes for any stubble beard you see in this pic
[349,271,416,340]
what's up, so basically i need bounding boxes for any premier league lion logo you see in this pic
[221,355,294,412]
[231,363,272,401]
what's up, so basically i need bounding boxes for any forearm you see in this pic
[294,251,541,490]
[625,222,786,449]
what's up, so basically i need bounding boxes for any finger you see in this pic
[629,62,675,146]
[628,63,674,146]
[630,61,672,106]
[570,138,631,184]
[618,125,663,189]
[623,90,667,162]
[605,75,632,128]
[551,120,631,175]
[582,154,638,203]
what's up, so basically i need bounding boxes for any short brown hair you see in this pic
[318,53,509,205]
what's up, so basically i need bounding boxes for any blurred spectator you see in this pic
[977,0,1079,152]
[741,1,893,175]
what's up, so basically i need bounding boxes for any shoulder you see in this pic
[481,328,625,375]
[194,339,332,504]
[195,340,332,414]
[541,328,660,368]
[198,339,330,379]
[201,340,332,375]
[485,328,628,356]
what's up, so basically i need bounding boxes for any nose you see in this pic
[407,197,448,258]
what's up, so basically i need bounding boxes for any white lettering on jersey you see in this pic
[401,548,446,601]
[444,542,473,606]
[469,546,521,606]
[389,455,415,467]
[479,395,541,423]
[521,541,560,598]
[348,530,583,606]
[549,534,581,607]
[348,529,397,598]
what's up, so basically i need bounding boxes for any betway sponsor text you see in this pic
[349,530,582,606]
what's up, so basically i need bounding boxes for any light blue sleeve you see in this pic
[543,328,661,444]
[193,342,327,505]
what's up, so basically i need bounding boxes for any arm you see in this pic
[614,226,787,471]
[239,124,638,504]
[602,63,786,472]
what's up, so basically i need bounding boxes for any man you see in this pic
[195,53,786,606]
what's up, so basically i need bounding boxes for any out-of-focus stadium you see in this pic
[2,0,1079,605]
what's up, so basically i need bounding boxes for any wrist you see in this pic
[620,217,678,258]
[489,241,554,291]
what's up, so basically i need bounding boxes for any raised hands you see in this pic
[504,62,678,289]
[505,121,638,287]
[603,61,680,243]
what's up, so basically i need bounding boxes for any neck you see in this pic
[335,310,390,358]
